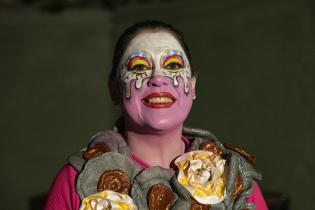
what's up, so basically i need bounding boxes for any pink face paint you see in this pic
[118,32,195,131]
[122,76,194,131]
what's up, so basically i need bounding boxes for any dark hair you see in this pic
[109,20,194,80]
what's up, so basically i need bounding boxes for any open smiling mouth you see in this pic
[142,92,176,108]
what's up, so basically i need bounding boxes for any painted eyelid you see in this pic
[164,57,183,66]
[127,56,152,70]
[130,59,150,68]
[162,55,184,67]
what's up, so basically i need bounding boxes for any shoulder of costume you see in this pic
[183,126,258,166]
[67,128,131,171]
[184,126,262,209]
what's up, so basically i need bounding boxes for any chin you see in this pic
[143,115,186,132]
[123,99,192,133]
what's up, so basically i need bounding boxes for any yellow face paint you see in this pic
[160,49,185,70]
[127,56,151,71]
[163,55,184,69]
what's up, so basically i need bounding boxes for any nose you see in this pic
[147,75,168,87]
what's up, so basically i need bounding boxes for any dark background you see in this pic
[1,0,314,209]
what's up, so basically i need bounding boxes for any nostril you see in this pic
[147,80,160,87]
[147,76,167,87]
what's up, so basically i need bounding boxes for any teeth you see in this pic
[148,97,173,104]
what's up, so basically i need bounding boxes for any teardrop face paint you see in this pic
[120,50,154,98]
[118,33,192,99]
[159,49,191,93]
[117,32,195,131]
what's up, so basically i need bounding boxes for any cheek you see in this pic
[178,95,193,116]
[121,80,144,118]
[175,79,194,116]
[120,69,151,99]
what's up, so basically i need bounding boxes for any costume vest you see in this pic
[68,126,262,210]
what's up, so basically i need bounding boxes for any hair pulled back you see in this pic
[109,20,193,80]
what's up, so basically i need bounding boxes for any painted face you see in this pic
[117,32,195,131]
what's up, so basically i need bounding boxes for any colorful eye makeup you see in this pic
[127,56,151,70]
[161,50,185,70]
[126,51,153,71]
[120,48,191,99]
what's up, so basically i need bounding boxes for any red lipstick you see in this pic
[142,92,176,108]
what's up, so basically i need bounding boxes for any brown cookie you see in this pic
[97,169,131,194]
[223,143,256,164]
[233,174,244,199]
[200,140,222,156]
[190,198,211,210]
[83,143,111,160]
[148,183,175,210]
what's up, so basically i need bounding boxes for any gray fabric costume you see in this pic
[68,126,262,210]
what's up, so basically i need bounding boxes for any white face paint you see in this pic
[118,32,192,98]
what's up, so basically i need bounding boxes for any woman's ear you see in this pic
[108,79,121,105]
[191,76,197,99]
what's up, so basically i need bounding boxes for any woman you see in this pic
[44,20,268,210]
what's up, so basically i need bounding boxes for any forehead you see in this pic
[125,32,184,54]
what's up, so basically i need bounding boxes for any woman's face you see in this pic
[116,31,196,132]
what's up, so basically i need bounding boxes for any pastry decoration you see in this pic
[83,143,111,160]
[199,140,222,156]
[147,183,175,210]
[175,150,226,205]
[190,197,211,210]
[79,190,137,210]
[232,174,243,199]
[223,143,256,165]
[97,169,131,194]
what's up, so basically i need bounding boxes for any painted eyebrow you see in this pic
[160,49,185,67]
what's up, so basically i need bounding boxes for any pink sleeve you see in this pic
[44,165,81,210]
[247,182,269,210]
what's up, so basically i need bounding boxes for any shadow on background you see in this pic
[263,191,290,210]
[29,193,47,210]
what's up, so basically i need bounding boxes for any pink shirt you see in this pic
[44,162,268,210]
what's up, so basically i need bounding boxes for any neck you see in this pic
[124,124,185,169]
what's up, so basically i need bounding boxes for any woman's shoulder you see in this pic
[184,126,263,209]
[67,129,130,171]
[183,126,257,164]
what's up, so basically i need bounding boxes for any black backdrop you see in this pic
[1,0,314,209]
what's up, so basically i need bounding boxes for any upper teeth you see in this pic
[148,97,173,103]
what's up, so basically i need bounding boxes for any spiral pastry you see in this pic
[97,169,131,194]
[199,140,222,156]
[83,143,111,160]
[147,183,175,210]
